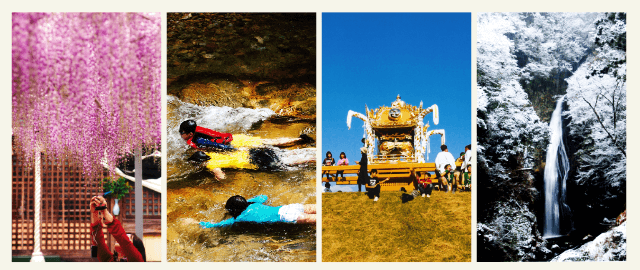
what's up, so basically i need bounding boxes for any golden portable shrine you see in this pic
[322,96,462,191]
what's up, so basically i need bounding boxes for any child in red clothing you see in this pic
[90,196,146,262]
[179,120,233,150]
[415,171,433,198]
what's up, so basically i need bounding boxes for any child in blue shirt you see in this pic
[198,195,316,228]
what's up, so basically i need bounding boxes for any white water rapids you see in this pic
[167,96,315,181]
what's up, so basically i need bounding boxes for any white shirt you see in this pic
[435,151,457,173]
[462,149,472,172]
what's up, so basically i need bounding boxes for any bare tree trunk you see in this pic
[31,150,45,262]
[135,147,143,240]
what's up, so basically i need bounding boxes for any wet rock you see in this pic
[169,78,316,120]
[167,13,315,83]
[167,13,317,122]
[178,80,247,107]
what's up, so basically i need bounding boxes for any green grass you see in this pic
[322,190,471,262]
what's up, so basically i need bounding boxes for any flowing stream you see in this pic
[166,96,316,261]
[543,96,571,238]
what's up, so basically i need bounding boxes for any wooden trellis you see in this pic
[11,142,161,260]
[12,153,107,253]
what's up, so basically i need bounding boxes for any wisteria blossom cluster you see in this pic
[12,13,161,177]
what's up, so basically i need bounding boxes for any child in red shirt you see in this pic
[416,171,433,198]
[179,120,233,150]
[90,196,146,262]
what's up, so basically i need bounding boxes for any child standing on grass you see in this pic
[336,152,349,181]
[195,195,316,228]
[355,147,368,192]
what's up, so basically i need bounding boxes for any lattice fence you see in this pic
[11,143,161,259]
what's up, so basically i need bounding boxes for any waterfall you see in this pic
[543,96,571,237]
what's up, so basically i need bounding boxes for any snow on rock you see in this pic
[477,201,551,261]
[551,221,626,261]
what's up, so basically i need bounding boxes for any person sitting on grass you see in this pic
[415,171,433,198]
[193,195,316,228]
[365,169,390,202]
[440,164,453,193]
[451,169,464,194]
[179,120,233,150]
[90,196,146,262]
[435,145,457,191]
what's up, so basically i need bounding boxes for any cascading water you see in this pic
[543,96,571,238]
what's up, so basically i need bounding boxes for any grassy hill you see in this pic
[322,190,471,262]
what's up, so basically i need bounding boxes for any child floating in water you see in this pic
[179,120,233,150]
[196,195,316,228]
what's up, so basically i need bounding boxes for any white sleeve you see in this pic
[463,149,472,169]
[435,153,444,172]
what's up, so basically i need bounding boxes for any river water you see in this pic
[166,96,316,262]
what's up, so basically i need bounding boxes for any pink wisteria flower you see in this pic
[12,13,161,178]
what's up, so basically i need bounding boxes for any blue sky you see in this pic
[322,13,471,192]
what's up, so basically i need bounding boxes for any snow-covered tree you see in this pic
[565,12,626,212]
[477,12,547,188]
[511,13,599,80]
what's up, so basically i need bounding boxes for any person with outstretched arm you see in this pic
[364,169,390,202]
[90,196,146,262]
[186,195,316,228]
